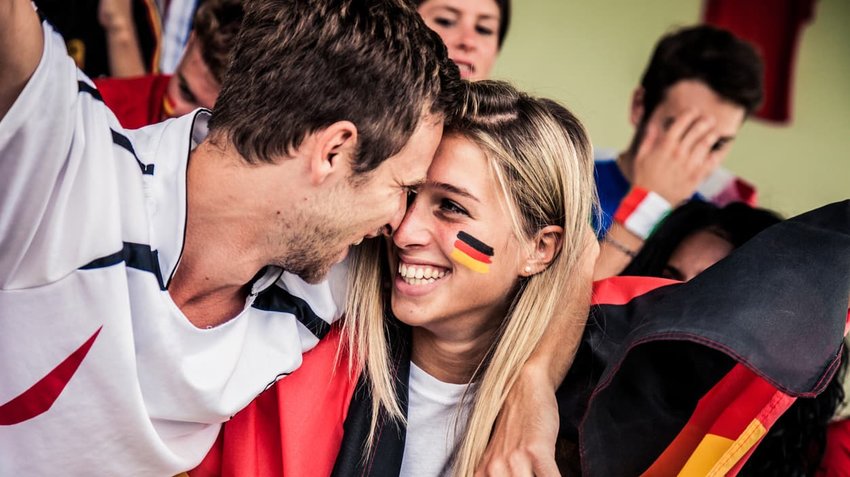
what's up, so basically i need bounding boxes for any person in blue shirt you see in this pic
[594,25,764,279]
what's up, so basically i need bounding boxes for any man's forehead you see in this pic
[389,115,443,176]
[662,81,745,134]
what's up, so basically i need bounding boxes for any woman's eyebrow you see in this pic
[428,180,480,202]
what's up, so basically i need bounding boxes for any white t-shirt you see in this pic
[0,23,345,476]
[400,362,474,477]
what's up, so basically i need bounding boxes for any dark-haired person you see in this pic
[416,0,510,81]
[620,201,850,477]
[95,0,243,129]
[622,201,782,280]
[0,0,592,475]
[594,25,764,279]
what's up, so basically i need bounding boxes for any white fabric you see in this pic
[0,23,346,476]
[620,189,672,239]
[159,0,199,73]
[400,362,473,477]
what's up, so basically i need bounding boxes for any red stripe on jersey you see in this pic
[0,327,102,425]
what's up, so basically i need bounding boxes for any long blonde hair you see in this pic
[343,81,597,475]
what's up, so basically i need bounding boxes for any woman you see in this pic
[192,80,597,476]
[344,79,595,475]
[416,0,510,81]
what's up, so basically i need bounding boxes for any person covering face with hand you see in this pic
[594,25,764,280]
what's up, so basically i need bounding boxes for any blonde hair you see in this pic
[343,81,597,474]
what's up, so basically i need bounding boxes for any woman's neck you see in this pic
[410,323,500,384]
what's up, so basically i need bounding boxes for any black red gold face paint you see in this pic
[450,231,494,273]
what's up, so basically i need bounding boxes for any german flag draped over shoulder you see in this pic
[558,200,850,476]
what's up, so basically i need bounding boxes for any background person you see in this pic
[622,200,782,280]
[416,0,510,81]
[593,25,764,279]
[95,0,243,128]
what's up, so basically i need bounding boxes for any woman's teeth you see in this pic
[398,263,448,285]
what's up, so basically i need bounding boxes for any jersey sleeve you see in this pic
[0,22,126,289]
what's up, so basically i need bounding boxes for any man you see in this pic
[0,0,588,474]
[0,0,451,473]
[95,0,243,129]
[594,25,763,279]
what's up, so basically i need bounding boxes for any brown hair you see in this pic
[192,0,244,84]
[209,0,461,174]
[640,25,764,119]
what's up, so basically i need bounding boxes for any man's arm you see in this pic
[0,0,43,120]
[477,231,598,476]
[594,109,723,279]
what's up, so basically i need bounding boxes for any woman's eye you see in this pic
[434,17,455,27]
[476,25,495,36]
[439,199,468,216]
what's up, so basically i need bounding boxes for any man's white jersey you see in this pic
[0,23,346,475]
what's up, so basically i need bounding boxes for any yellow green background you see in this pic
[491,0,849,217]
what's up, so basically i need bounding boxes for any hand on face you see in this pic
[630,80,745,206]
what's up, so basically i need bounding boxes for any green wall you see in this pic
[491,0,850,217]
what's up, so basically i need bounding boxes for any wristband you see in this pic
[613,187,672,239]
[604,234,637,258]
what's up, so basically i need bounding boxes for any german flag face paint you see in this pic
[450,231,494,274]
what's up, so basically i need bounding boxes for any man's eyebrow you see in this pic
[428,180,480,202]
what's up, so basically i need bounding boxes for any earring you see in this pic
[524,265,532,274]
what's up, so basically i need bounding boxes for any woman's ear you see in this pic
[520,225,563,277]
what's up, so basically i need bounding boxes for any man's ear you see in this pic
[629,87,645,127]
[520,225,564,277]
[308,121,358,186]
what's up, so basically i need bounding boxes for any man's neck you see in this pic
[167,141,281,328]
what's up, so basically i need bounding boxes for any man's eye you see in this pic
[710,139,730,152]
[405,188,419,208]
[179,82,197,104]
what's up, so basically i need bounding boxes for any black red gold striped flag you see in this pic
[558,200,850,476]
